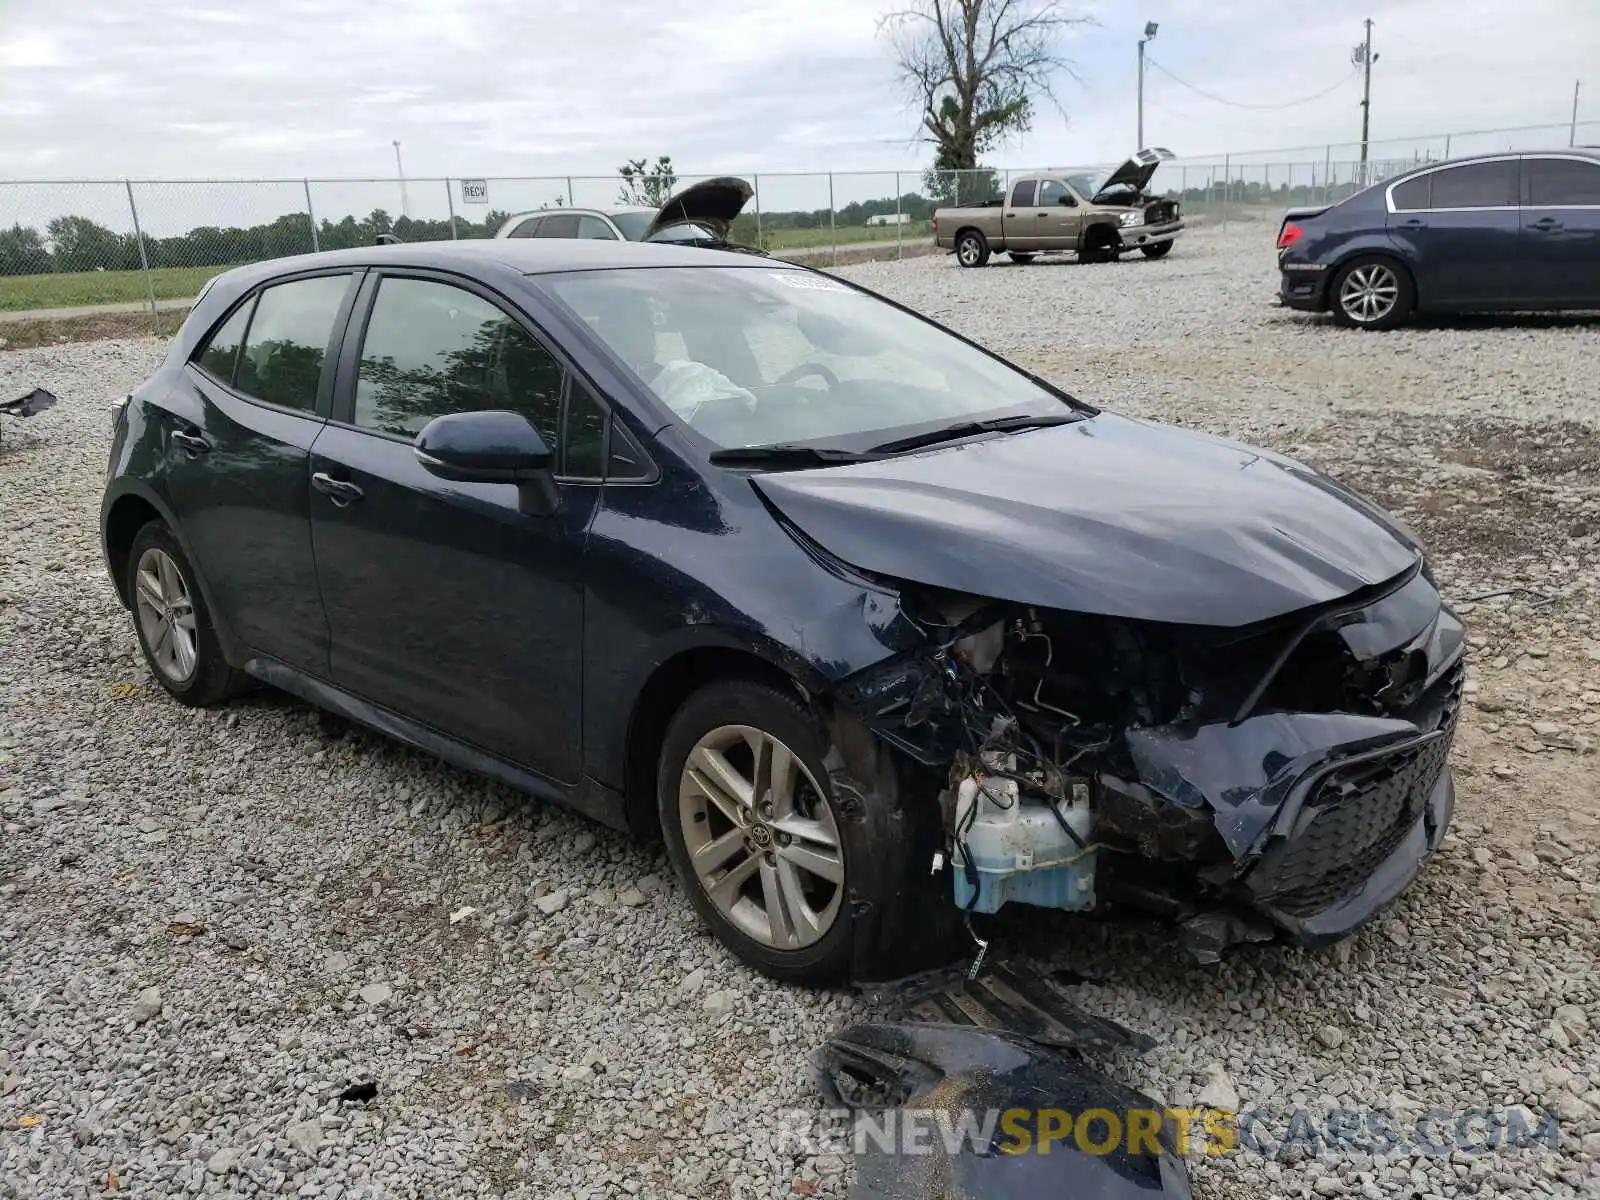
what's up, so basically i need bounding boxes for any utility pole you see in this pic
[1573,80,1583,147]
[393,140,410,219]
[1352,20,1377,182]
[1137,21,1159,148]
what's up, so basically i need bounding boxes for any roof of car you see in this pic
[207,237,795,292]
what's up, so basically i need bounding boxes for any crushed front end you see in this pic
[835,562,1465,962]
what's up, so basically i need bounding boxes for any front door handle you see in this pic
[171,429,209,457]
[1398,218,1426,229]
[1531,216,1562,231]
[312,471,364,506]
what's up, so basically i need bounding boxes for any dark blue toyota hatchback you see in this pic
[1278,150,1600,329]
[103,238,1466,984]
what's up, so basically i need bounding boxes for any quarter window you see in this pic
[233,275,350,413]
[352,277,564,450]
[1390,174,1430,211]
[564,379,608,477]
[1037,180,1070,206]
[1523,157,1600,206]
[1009,180,1036,208]
[1426,161,1518,209]
[195,300,254,383]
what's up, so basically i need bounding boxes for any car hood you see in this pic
[1092,147,1174,201]
[642,176,754,241]
[752,413,1422,627]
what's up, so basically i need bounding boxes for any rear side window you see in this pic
[352,276,564,448]
[195,300,254,383]
[1009,180,1036,208]
[510,217,542,238]
[537,214,580,238]
[1523,157,1600,206]
[1427,161,1518,209]
[1390,174,1431,211]
[233,275,350,412]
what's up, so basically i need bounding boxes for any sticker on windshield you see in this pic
[769,272,852,293]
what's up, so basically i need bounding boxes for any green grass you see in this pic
[0,265,227,313]
[760,222,930,251]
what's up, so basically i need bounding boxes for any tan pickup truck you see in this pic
[933,149,1184,267]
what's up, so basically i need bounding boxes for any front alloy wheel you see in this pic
[678,725,844,950]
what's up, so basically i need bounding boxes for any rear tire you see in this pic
[1140,241,1174,259]
[1008,252,1035,264]
[126,521,249,706]
[658,681,855,985]
[954,230,990,268]
[1330,255,1415,330]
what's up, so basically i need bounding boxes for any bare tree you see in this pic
[881,0,1089,171]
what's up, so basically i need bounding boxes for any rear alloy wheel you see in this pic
[955,230,990,268]
[127,521,248,706]
[659,681,853,983]
[1140,241,1174,259]
[1331,256,1415,330]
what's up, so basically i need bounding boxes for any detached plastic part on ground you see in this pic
[814,958,1192,1198]
[0,388,57,448]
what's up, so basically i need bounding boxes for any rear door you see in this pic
[165,271,359,673]
[1519,155,1600,305]
[308,270,601,782]
[1386,159,1521,307]
[1001,179,1037,248]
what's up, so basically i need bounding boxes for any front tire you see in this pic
[658,681,853,984]
[1330,255,1415,330]
[1140,241,1174,259]
[126,521,249,706]
[954,230,990,268]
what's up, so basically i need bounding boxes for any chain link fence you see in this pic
[2,119,1595,328]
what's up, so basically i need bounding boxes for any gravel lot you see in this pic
[3,223,1599,1199]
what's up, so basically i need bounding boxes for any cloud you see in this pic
[0,0,1594,189]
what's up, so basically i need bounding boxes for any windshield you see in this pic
[541,267,1078,452]
[609,211,657,241]
[647,223,718,243]
[1066,172,1104,197]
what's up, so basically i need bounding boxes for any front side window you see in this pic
[233,274,350,412]
[536,214,580,239]
[577,215,617,240]
[1009,180,1036,208]
[1426,160,1518,209]
[195,299,254,382]
[1523,157,1600,206]
[543,266,1077,453]
[509,217,543,238]
[353,277,564,451]
[1037,180,1070,206]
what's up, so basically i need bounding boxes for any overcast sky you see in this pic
[0,0,1594,183]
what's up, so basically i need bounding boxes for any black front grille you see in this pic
[1144,200,1177,224]
[1261,730,1454,916]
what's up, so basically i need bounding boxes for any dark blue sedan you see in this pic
[103,238,1464,984]
[1278,150,1600,329]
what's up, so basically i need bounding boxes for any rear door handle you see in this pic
[1531,216,1562,231]
[171,429,209,456]
[312,471,364,506]
[1398,217,1426,229]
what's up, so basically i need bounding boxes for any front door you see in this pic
[1519,155,1600,306]
[1386,159,1521,307]
[1030,179,1082,250]
[309,272,597,782]
[165,272,357,673]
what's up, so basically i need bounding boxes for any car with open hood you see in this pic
[933,148,1184,266]
[494,176,765,254]
[101,235,1460,987]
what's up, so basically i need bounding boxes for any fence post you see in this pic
[1323,145,1332,204]
[125,180,159,335]
[445,178,458,238]
[895,173,902,261]
[1221,154,1230,229]
[1443,134,1452,159]
[304,179,320,252]
[828,171,837,268]
[565,176,574,207]
[754,173,763,250]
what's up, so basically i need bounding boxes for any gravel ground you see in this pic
[3,223,1599,1199]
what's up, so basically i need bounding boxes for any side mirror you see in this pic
[414,410,558,514]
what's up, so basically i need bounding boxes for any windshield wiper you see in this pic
[867,412,1082,455]
[708,444,878,468]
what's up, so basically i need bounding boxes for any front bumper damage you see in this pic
[835,561,1465,963]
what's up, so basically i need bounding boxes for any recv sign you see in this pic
[460,179,489,205]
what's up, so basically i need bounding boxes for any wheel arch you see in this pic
[103,492,166,608]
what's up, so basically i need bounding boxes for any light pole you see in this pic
[392,140,410,219]
[1137,22,1158,149]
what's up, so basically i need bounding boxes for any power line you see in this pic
[1144,57,1360,111]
